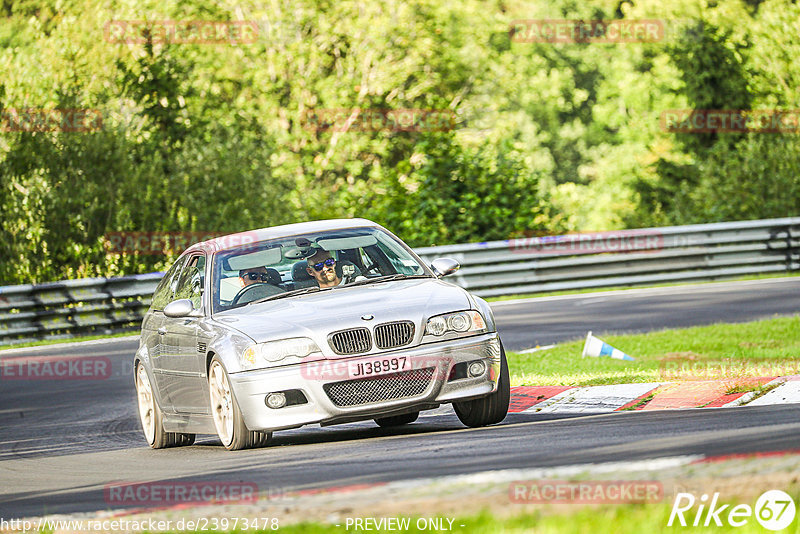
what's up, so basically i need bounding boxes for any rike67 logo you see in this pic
[669,490,796,530]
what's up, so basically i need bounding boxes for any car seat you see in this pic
[265,267,282,286]
[291,261,318,289]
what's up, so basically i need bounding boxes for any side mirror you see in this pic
[164,299,201,318]
[430,257,460,278]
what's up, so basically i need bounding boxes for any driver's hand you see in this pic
[342,264,356,277]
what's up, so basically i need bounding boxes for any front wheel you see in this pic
[453,344,510,428]
[135,363,195,448]
[208,357,271,451]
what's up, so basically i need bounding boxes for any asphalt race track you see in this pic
[1,277,799,519]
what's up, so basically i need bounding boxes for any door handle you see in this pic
[157,327,167,335]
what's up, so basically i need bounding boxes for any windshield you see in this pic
[212,226,430,313]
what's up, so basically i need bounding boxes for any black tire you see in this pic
[208,356,272,451]
[453,343,510,427]
[175,433,196,446]
[135,363,195,449]
[374,411,419,427]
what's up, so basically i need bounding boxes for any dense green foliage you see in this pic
[1,0,798,284]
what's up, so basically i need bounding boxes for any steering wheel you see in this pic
[232,283,284,305]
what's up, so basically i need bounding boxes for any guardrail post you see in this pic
[768,225,797,272]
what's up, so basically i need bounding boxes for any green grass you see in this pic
[211,493,800,533]
[508,315,800,386]
[485,272,800,303]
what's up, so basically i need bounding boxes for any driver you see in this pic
[305,250,365,288]
[305,250,341,289]
[239,267,271,287]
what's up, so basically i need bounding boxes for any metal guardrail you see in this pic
[413,217,800,297]
[1,217,799,345]
[0,273,163,346]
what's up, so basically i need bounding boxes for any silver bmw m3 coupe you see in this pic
[134,219,510,450]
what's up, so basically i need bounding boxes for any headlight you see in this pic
[240,337,322,370]
[424,310,487,340]
[426,316,447,336]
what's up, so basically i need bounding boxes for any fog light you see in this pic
[468,361,486,377]
[265,392,287,409]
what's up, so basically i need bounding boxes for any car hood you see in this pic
[213,278,472,350]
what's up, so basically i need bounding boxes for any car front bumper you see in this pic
[229,333,502,432]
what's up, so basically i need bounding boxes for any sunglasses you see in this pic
[242,272,271,282]
[310,258,336,272]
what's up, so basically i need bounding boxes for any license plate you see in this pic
[348,356,409,378]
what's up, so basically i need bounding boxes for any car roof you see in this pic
[182,218,382,256]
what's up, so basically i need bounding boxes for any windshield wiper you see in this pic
[249,286,321,304]
[344,273,431,287]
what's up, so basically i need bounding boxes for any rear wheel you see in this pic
[453,344,510,428]
[135,363,195,448]
[208,357,271,451]
[374,411,419,427]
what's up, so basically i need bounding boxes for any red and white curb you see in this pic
[419,375,800,418]
[745,376,800,406]
[522,383,663,413]
[507,375,800,414]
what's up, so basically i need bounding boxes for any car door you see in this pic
[160,253,209,414]
[147,254,189,412]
